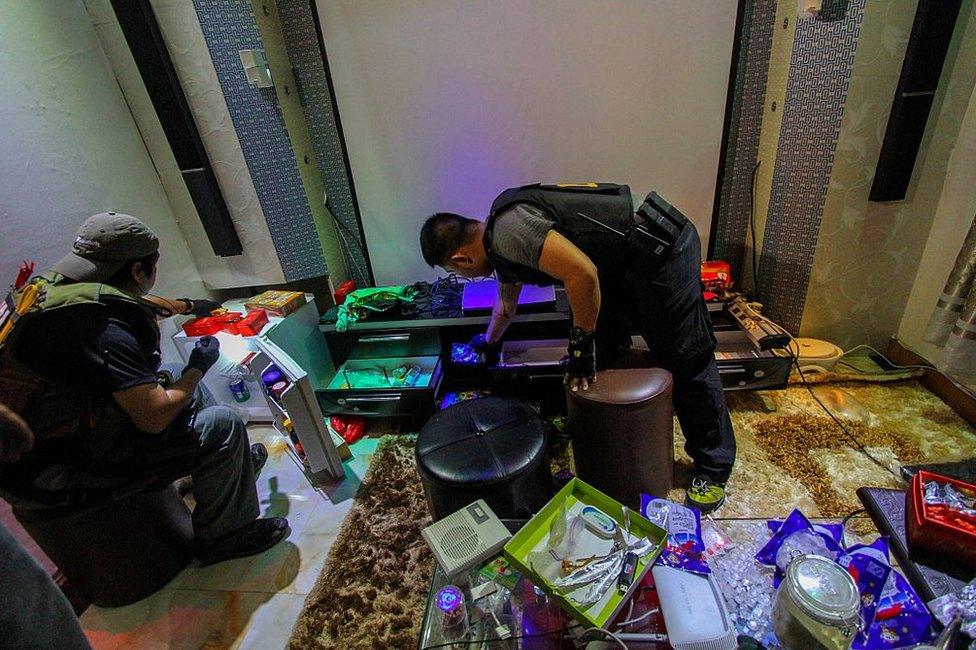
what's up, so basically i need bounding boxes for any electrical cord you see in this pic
[615,584,657,630]
[750,306,901,479]
[404,274,468,319]
[782,329,902,480]
[840,507,868,550]
[749,159,762,297]
[835,344,934,374]
[615,607,658,628]
[586,626,630,649]
[331,214,370,273]
[419,623,581,649]
[755,302,968,479]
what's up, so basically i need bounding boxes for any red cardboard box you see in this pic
[237,309,269,336]
[907,470,976,570]
[701,260,732,301]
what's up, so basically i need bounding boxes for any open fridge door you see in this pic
[252,337,345,480]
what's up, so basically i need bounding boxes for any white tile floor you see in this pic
[80,425,379,649]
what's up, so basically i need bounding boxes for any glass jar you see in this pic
[772,555,861,649]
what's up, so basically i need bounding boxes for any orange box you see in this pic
[244,290,306,317]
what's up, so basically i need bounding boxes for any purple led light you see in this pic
[435,585,463,613]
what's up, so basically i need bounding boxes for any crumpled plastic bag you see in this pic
[755,508,843,586]
[930,577,976,639]
[641,495,711,575]
[846,538,935,649]
[925,480,976,517]
[335,286,417,331]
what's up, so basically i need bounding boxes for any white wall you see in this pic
[316,0,737,285]
[0,1,215,362]
[0,0,207,304]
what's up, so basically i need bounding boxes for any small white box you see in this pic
[421,500,511,579]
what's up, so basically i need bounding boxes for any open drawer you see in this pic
[713,330,790,390]
[317,355,443,417]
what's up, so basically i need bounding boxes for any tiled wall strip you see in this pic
[277,0,371,287]
[758,1,866,332]
[194,0,328,282]
[712,0,777,284]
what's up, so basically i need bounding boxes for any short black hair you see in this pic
[419,213,480,267]
[104,252,159,289]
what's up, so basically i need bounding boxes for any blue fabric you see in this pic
[0,523,90,649]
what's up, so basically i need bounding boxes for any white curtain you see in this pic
[924,213,976,383]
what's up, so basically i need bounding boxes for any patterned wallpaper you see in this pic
[277,0,371,287]
[714,0,976,348]
[193,0,328,282]
[803,0,976,349]
[756,0,866,333]
[149,0,287,288]
[711,0,777,286]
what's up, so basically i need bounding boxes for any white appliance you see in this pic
[421,500,511,579]
[173,298,280,422]
[173,297,345,480]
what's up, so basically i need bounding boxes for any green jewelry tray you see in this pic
[502,478,667,629]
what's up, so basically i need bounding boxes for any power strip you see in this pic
[727,297,791,351]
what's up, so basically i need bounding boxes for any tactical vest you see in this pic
[0,274,161,505]
[484,183,636,287]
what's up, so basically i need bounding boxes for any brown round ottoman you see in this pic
[15,484,194,607]
[566,368,674,508]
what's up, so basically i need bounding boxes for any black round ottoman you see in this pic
[415,397,553,521]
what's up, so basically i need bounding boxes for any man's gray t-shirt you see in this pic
[490,203,554,271]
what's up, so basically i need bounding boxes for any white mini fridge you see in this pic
[173,298,345,480]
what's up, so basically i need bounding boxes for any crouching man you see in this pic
[0,213,287,564]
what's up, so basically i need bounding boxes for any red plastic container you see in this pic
[236,310,269,336]
[182,312,243,336]
[701,260,732,301]
[333,279,356,306]
[906,470,976,570]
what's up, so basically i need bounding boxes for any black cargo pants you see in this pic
[622,221,736,483]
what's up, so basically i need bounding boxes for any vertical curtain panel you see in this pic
[924,214,976,382]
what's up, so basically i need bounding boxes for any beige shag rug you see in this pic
[288,437,432,649]
[289,379,975,648]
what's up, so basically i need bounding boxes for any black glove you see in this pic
[185,336,220,375]
[182,298,222,317]
[564,327,596,391]
[468,333,494,354]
